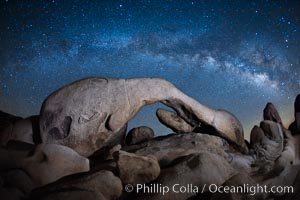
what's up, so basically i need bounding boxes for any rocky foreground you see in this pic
[0,77,300,200]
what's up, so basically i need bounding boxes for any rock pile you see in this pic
[0,77,299,200]
[125,126,154,145]
[289,94,300,135]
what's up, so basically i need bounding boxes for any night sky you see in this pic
[0,0,299,139]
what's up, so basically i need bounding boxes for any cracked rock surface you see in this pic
[0,77,299,200]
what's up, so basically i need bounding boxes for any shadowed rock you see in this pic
[35,190,106,200]
[278,164,300,200]
[0,111,22,134]
[123,132,232,167]
[0,111,22,122]
[260,120,284,143]
[263,103,283,127]
[250,125,265,149]
[262,164,300,200]
[265,130,298,179]
[210,173,258,200]
[156,108,194,133]
[289,94,300,135]
[0,143,32,171]
[0,169,35,195]
[0,143,89,188]
[0,187,24,200]
[114,150,160,185]
[250,121,283,162]
[0,115,40,146]
[2,78,300,200]
[126,126,154,145]
[296,94,300,126]
[22,144,90,186]
[31,170,122,200]
[135,152,234,200]
[40,77,247,156]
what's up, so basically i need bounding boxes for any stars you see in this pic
[25,24,33,29]
[279,16,286,23]
[0,0,299,135]
[279,16,293,28]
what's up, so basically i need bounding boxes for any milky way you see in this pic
[0,0,299,138]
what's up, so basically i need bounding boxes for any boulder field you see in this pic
[0,77,299,200]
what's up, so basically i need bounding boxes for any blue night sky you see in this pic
[0,0,299,139]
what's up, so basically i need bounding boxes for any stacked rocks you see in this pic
[126,126,154,145]
[0,77,299,200]
[289,94,300,135]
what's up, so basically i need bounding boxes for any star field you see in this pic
[0,0,299,138]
